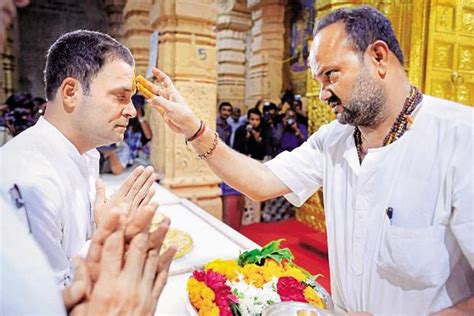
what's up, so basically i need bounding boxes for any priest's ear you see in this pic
[367,40,389,78]
[59,77,82,112]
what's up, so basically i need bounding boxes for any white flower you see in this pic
[227,276,281,316]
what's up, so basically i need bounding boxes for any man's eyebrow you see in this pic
[110,86,133,93]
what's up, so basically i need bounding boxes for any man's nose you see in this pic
[123,101,137,118]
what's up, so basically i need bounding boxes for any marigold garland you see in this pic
[187,240,329,315]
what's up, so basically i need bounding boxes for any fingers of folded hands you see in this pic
[64,257,91,311]
[124,202,158,242]
[114,165,155,213]
[82,222,174,315]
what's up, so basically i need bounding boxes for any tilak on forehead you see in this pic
[134,75,157,99]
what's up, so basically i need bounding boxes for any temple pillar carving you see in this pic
[123,0,153,75]
[104,0,126,43]
[1,21,20,103]
[245,0,286,106]
[149,0,222,219]
[216,0,252,111]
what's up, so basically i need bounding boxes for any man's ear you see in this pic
[367,40,389,78]
[59,78,81,113]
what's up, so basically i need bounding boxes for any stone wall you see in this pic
[17,0,108,98]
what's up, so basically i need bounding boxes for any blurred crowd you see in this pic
[0,92,47,145]
[216,91,309,230]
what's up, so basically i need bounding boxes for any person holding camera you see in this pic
[233,108,267,161]
[261,102,282,158]
[271,108,308,155]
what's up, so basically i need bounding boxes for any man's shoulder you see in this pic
[1,131,53,171]
[1,124,45,154]
[422,95,473,127]
[307,120,352,147]
[0,128,60,195]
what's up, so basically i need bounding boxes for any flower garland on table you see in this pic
[187,239,330,316]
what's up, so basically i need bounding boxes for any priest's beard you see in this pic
[337,68,387,127]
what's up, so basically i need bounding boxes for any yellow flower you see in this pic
[201,285,215,301]
[199,300,219,316]
[282,263,308,282]
[262,259,285,282]
[187,278,215,310]
[303,286,326,309]
[205,259,241,281]
[241,264,265,287]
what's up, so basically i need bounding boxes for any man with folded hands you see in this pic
[0,30,157,287]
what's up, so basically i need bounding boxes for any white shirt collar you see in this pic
[35,117,99,173]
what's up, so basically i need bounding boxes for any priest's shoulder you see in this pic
[422,94,473,128]
[307,119,353,149]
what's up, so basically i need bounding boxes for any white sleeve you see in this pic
[0,196,66,315]
[19,178,73,287]
[449,124,474,268]
[265,131,325,207]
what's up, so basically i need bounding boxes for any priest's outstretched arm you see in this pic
[138,68,291,202]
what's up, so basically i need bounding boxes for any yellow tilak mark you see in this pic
[135,75,166,115]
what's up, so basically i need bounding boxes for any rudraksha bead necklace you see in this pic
[354,86,423,163]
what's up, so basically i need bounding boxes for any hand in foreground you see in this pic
[68,206,176,315]
[94,165,156,226]
[136,67,201,138]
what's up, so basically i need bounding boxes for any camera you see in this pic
[287,118,295,126]
[246,124,253,132]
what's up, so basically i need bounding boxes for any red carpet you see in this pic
[239,218,331,293]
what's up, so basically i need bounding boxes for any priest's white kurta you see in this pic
[265,95,474,314]
[0,117,99,286]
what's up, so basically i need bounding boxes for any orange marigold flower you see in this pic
[187,277,215,310]
[262,259,285,282]
[199,299,220,316]
[241,264,265,287]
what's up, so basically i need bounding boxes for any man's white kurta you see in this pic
[265,95,474,314]
[0,117,99,286]
[0,194,66,315]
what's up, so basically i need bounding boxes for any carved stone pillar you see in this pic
[149,0,222,219]
[123,0,153,75]
[103,0,126,43]
[245,0,286,106]
[216,0,251,111]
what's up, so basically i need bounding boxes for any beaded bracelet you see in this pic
[198,132,219,160]
[185,120,205,145]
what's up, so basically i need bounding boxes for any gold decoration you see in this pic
[425,0,474,106]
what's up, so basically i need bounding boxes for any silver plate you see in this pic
[262,302,333,316]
